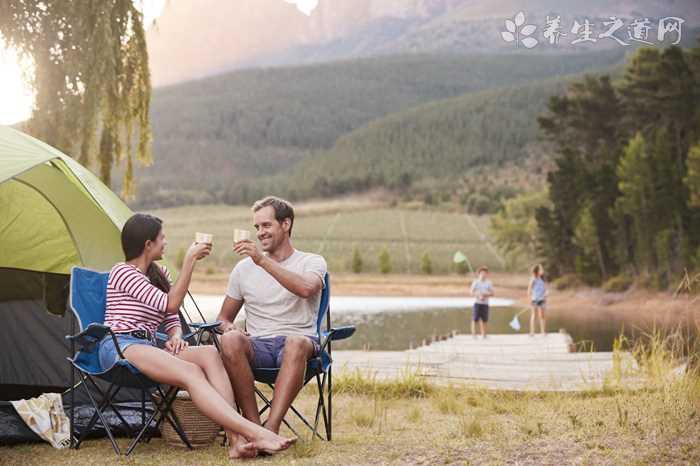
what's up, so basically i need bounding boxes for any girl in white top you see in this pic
[527,264,548,336]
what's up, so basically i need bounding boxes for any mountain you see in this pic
[123,49,626,207]
[147,0,700,85]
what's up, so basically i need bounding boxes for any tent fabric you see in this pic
[0,126,133,274]
[0,126,169,444]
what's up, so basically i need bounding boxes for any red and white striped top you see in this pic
[104,263,179,335]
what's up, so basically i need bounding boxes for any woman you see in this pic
[527,264,547,336]
[99,214,294,459]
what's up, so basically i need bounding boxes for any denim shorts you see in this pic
[99,334,155,371]
[250,335,320,369]
[532,299,547,309]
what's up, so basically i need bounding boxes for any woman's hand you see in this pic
[165,335,189,354]
[187,242,211,261]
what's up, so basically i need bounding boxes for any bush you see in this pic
[420,252,433,275]
[603,275,633,292]
[552,274,583,290]
[378,248,392,274]
[175,248,185,269]
[351,246,363,273]
[454,260,470,275]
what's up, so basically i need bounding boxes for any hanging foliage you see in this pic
[0,0,152,198]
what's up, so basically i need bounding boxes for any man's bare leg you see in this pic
[221,331,263,452]
[471,319,476,337]
[265,336,314,434]
[480,320,486,338]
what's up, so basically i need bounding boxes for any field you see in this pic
[148,202,505,275]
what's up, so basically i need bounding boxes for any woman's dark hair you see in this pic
[121,213,171,292]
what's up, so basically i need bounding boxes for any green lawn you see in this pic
[148,204,504,274]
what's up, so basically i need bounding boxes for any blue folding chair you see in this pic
[66,266,200,455]
[252,273,355,441]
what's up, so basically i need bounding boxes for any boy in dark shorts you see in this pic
[470,266,494,338]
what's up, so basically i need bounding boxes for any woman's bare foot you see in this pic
[251,427,296,454]
[228,433,258,459]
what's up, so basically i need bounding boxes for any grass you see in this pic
[4,335,699,465]
[149,203,503,274]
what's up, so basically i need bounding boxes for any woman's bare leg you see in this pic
[123,344,295,454]
[176,345,255,458]
[529,307,536,336]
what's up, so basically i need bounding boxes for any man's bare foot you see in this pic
[251,428,296,454]
[228,433,258,459]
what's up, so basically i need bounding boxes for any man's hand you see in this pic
[233,240,264,265]
[219,321,249,335]
[164,335,188,354]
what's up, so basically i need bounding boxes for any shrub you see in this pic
[603,275,633,292]
[175,248,185,269]
[351,246,363,273]
[552,273,583,290]
[379,248,392,274]
[420,252,433,275]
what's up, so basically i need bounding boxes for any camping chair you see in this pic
[65,266,214,456]
[252,273,355,441]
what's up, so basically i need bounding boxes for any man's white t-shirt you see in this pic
[226,249,327,337]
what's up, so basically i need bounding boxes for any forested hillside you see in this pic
[128,50,625,207]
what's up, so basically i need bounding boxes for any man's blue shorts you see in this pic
[250,335,320,369]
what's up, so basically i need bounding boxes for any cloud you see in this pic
[284,0,319,16]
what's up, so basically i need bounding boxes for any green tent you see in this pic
[0,125,135,403]
[0,125,133,277]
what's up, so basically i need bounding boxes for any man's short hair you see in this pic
[252,196,295,237]
[477,265,489,274]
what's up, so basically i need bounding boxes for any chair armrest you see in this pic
[328,326,356,341]
[319,325,356,352]
[183,321,223,341]
[66,323,126,359]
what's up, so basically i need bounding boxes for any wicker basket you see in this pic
[159,390,221,448]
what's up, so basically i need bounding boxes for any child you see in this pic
[527,264,548,336]
[470,266,494,338]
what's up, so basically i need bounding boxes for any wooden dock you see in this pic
[332,332,639,391]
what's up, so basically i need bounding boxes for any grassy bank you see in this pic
[4,336,699,465]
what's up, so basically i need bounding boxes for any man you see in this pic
[217,196,327,441]
[470,265,493,338]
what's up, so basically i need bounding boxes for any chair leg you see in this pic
[313,372,329,442]
[255,385,299,437]
[85,378,135,437]
[328,366,333,441]
[80,375,121,455]
[159,388,193,450]
[75,378,121,449]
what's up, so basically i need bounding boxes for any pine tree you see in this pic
[420,252,432,275]
[351,246,363,274]
[378,248,392,274]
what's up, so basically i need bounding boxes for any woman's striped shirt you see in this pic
[104,263,179,335]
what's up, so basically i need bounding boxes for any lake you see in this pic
[187,294,695,352]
